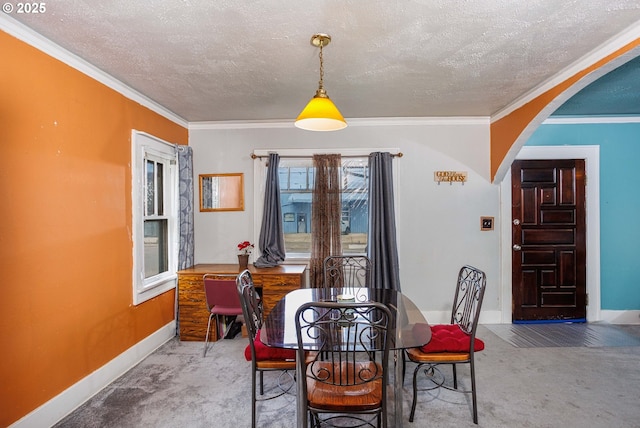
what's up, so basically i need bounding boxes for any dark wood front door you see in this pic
[511,159,586,321]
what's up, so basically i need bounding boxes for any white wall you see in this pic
[189,119,501,322]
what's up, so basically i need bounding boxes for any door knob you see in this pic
[513,219,520,225]
[513,244,522,251]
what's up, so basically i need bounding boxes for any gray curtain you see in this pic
[177,145,194,270]
[176,145,194,337]
[254,153,286,267]
[367,152,400,291]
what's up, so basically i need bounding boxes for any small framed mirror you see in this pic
[199,173,244,212]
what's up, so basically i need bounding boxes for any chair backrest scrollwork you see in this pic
[451,265,487,336]
[322,255,372,290]
[295,300,391,389]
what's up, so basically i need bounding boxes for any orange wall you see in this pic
[490,37,640,181]
[0,31,187,426]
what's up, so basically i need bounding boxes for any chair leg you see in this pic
[408,359,478,424]
[203,313,214,357]
[251,366,257,428]
[215,314,222,340]
[381,382,387,428]
[402,350,406,384]
[380,408,387,428]
[409,363,421,422]
[452,363,458,389]
[470,358,478,424]
[259,370,264,395]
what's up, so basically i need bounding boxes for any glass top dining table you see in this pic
[261,287,432,427]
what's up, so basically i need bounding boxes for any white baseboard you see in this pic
[599,310,640,325]
[425,310,640,325]
[423,310,503,325]
[10,321,176,428]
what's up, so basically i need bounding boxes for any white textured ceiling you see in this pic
[6,0,640,122]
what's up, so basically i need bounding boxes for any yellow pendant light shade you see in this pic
[294,33,347,131]
[295,89,347,131]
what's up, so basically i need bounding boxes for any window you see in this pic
[254,149,399,260]
[132,131,178,305]
[278,158,369,256]
[255,153,368,258]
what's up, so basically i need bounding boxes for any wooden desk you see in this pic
[177,263,306,341]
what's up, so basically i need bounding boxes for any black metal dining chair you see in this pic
[405,265,487,424]
[236,269,297,428]
[295,300,392,428]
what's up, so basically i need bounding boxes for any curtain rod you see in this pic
[250,152,403,160]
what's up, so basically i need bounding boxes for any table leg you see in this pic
[391,349,404,426]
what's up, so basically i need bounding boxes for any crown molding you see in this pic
[1,15,188,128]
[543,116,640,124]
[189,116,489,131]
[189,119,293,130]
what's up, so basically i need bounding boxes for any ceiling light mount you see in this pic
[295,33,347,131]
[310,33,331,48]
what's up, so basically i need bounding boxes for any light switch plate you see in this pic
[481,216,494,231]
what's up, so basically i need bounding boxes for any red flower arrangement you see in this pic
[237,241,254,255]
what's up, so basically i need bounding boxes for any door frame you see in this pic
[499,145,600,323]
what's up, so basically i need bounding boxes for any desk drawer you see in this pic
[177,265,305,341]
[261,275,301,319]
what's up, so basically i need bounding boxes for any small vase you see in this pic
[238,254,249,270]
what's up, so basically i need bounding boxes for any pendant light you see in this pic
[295,33,347,131]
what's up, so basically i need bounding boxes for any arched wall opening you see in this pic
[490,35,640,184]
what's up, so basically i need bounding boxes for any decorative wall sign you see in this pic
[434,171,467,184]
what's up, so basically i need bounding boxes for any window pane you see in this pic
[341,159,368,254]
[145,160,155,215]
[144,219,168,278]
[278,168,289,190]
[281,191,312,253]
[278,157,368,256]
[156,162,164,215]
[289,167,309,190]
[344,165,367,190]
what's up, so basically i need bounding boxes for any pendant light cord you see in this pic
[318,41,324,91]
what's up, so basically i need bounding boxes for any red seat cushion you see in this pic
[245,329,296,361]
[419,324,485,353]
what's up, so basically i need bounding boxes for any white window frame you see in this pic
[131,130,179,305]
[253,148,400,261]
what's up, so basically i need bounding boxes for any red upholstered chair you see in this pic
[202,274,244,357]
[405,265,487,424]
[236,269,297,428]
